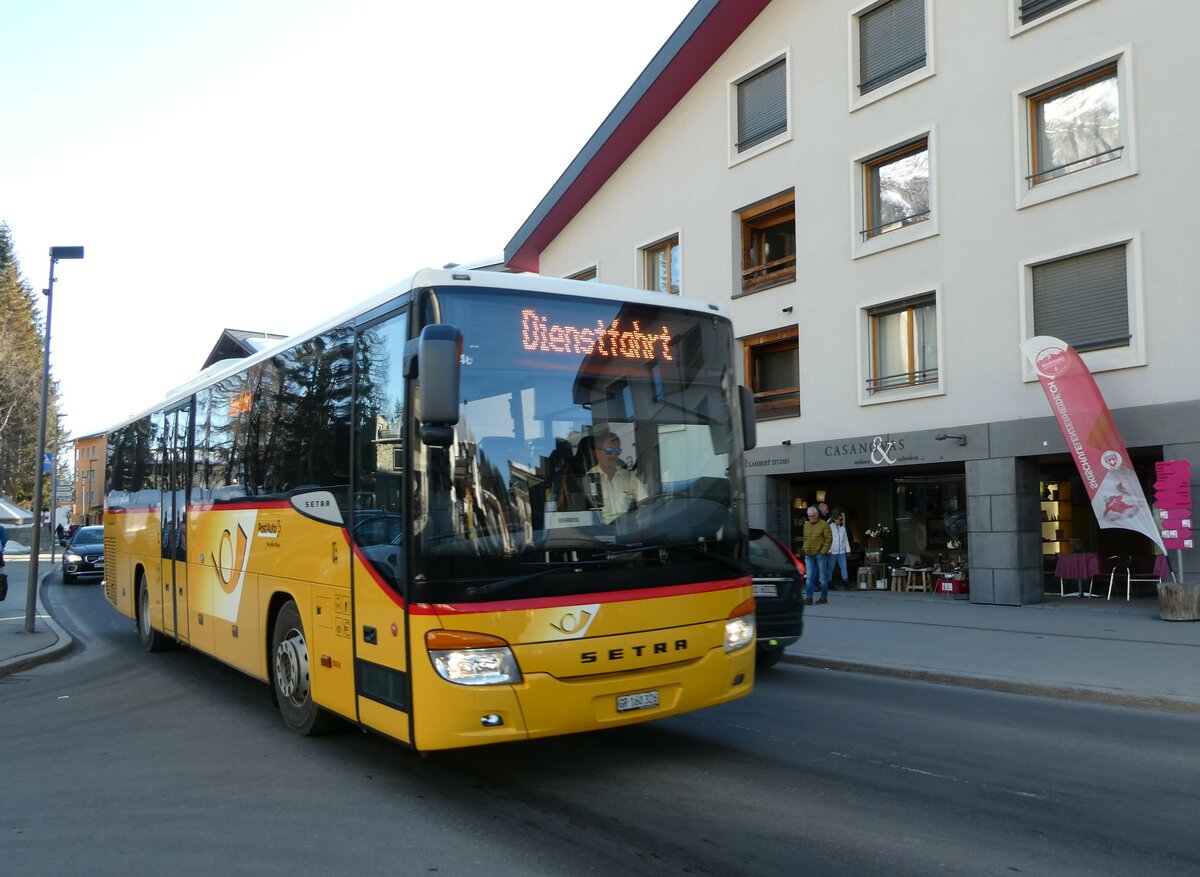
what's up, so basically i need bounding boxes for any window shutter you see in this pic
[757,346,798,393]
[737,59,787,151]
[1020,0,1074,25]
[859,0,926,94]
[1032,245,1129,351]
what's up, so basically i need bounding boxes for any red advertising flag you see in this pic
[1020,336,1165,552]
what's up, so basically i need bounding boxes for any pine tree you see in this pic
[0,222,64,503]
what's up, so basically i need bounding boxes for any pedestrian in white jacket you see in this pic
[828,511,851,588]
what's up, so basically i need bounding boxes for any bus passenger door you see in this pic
[351,309,411,740]
[160,403,192,641]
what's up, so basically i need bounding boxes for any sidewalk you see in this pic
[784,587,1200,713]
[0,555,75,676]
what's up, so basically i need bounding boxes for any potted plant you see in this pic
[864,524,890,553]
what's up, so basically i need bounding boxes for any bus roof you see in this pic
[107,268,731,433]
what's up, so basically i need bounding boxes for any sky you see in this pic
[2,0,697,442]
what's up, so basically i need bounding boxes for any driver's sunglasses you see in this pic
[602,447,622,455]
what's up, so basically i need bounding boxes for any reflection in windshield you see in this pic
[411,289,748,603]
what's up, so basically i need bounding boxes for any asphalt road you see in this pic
[1,576,1197,876]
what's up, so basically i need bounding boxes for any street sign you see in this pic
[1155,461,1194,550]
[42,452,53,474]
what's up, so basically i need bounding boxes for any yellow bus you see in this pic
[103,269,759,751]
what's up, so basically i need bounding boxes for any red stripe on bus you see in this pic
[349,539,406,609]
[407,576,751,615]
[187,500,292,513]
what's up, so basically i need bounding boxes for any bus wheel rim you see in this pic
[275,628,310,707]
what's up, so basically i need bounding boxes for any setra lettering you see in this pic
[580,639,688,663]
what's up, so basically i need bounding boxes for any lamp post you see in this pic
[25,245,84,634]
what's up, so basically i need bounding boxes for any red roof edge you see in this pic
[505,0,771,273]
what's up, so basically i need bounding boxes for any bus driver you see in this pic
[587,431,648,524]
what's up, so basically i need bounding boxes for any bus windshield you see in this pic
[411,287,748,604]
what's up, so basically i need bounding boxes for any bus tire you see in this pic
[137,574,170,653]
[271,600,334,736]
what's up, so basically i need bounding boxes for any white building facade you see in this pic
[505,0,1200,604]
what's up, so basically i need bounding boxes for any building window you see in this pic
[643,236,680,295]
[1028,63,1120,187]
[735,57,787,154]
[567,266,597,282]
[862,138,929,240]
[866,294,938,393]
[743,327,800,419]
[1017,0,1087,26]
[739,191,795,293]
[856,0,926,96]
[1032,244,1129,352]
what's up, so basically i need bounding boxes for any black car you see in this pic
[62,525,104,584]
[748,528,805,668]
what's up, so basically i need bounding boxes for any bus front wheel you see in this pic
[271,600,334,736]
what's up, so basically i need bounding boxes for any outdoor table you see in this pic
[1055,552,1102,597]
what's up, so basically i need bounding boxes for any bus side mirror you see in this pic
[739,385,757,451]
[404,324,462,447]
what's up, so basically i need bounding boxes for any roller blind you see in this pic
[1032,245,1130,351]
[757,346,798,393]
[1020,0,1074,25]
[859,0,926,94]
[737,58,787,151]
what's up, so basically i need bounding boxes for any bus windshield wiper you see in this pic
[464,559,611,599]
[605,541,748,576]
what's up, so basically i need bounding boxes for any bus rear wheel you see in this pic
[137,574,170,653]
[271,600,334,736]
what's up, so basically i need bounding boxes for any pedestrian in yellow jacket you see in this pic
[801,506,832,604]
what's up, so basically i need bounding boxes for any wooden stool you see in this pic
[905,567,932,592]
[890,569,906,592]
[856,567,873,590]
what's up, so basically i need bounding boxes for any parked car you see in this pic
[748,528,805,668]
[62,525,104,584]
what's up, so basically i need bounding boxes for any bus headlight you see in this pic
[724,598,756,653]
[426,630,522,686]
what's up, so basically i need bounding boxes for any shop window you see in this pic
[1040,480,1074,555]
[894,475,967,557]
[643,236,680,295]
[742,327,800,419]
[739,191,796,293]
[865,293,938,394]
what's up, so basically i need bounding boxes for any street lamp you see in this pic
[25,245,84,634]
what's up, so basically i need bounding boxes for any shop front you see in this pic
[745,427,980,597]
[745,420,1188,605]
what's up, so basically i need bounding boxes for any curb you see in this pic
[0,566,77,677]
[783,653,1200,716]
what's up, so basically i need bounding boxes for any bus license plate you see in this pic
[617,690,659,713]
